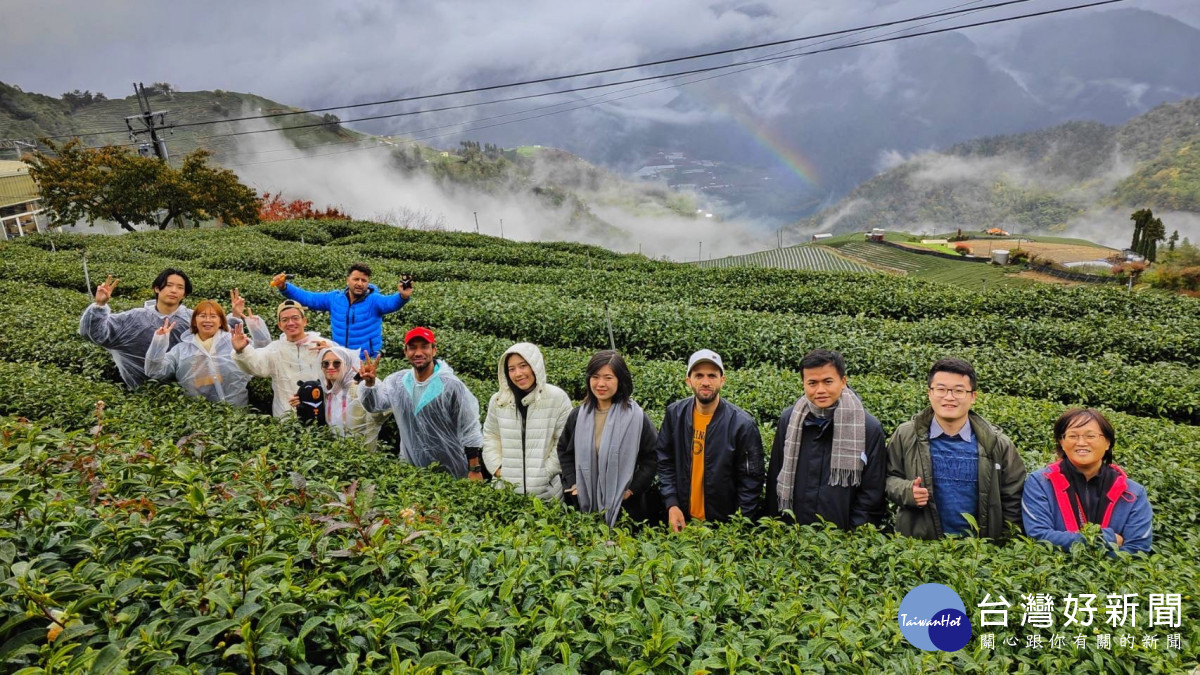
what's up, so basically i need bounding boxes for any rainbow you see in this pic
[697,92,822,189]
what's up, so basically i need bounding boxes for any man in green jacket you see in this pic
[885,357,1026,539]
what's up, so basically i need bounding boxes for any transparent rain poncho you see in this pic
[79,300,193,389]
[144,316,271,406]
[317,347,386,450]
[359,360,483,476]
[231,331,329,417]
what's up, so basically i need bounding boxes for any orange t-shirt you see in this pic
[690,408,713,520]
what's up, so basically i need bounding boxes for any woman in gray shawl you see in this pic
[556,350,661,528]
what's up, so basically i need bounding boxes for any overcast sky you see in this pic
[6,0,1199,116]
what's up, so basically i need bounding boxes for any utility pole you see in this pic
[698,241,702,263]
[124,82,171,161]
[499,218,504,239]
[473,211,479,234]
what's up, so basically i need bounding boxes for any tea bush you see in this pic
[1,221,1198,673]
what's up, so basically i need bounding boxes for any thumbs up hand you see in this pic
[912,476,930,507]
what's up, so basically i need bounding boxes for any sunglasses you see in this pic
[321,360,342,368]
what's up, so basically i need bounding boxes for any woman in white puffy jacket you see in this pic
[482,343,573,501]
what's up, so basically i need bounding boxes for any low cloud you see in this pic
[811,197,867,233]
[230,112,772,261]
[1058,208,1200,249]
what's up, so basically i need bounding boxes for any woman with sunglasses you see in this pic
[1022,408,1153,553]
[308,347,387,450]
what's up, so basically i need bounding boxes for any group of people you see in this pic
[79,265,1154,553]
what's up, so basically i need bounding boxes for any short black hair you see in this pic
[348,262,372,278]
[927,357,977,390]
[1054,408,1116,464]
[584,350,633,409]
[152,268,192,297]
[800,349,845,378]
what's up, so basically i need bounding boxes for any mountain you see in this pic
[382,8,1200,225]
[796,98,1200,241]
[0,82,709,254]
[0,82,359,160]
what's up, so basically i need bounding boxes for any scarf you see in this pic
[1060,460,1118,527]
[196,335,216,353]
[776,389,867,513]
[574,400,643,528]
[506,374,535,420]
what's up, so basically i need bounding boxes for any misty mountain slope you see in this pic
[0,82,360,159]
[413,8,1200,224]
[3,83,733,258]
[803,97,1200,237]
[1000,9,1200,123]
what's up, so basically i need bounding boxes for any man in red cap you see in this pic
[358,327,485,479]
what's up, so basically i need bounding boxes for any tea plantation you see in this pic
[1,220,1198,673]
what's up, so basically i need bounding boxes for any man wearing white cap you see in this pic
[232,299,341,417]
[656,349,765,532]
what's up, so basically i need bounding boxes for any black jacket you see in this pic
[764,405,887,529]
[556,405,660,522]
[656,397,765,521]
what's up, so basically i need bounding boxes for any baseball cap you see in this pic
[687,349,724,374]
[404,326,436,345]
[276,299,306,319]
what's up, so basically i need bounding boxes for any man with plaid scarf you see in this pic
[764,349,887,529]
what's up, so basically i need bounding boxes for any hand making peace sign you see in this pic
[229,288,254,320]
[358,351,381,386]
[230,321,250,353]
[94,274,120,306]
[155,317,176,336]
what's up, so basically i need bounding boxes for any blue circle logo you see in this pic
[898,583,972,652]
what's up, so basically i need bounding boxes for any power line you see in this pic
[203,0,1128,165]
[41,0,1042,141]
[210,0,999,163]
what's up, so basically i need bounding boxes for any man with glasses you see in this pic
[232,300,338,417]
[885,357,1026,539]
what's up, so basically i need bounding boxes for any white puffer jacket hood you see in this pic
[482,343,573,501]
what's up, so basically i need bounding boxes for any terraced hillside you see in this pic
[696,244,877,273]
[0,86,367,164]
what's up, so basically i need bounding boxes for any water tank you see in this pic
[991,249,1010,265]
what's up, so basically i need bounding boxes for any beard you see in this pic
[694,390,719,405]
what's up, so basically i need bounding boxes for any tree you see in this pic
[321,113,341,131]
[1142,213,1166,262]
[27,139,259,232]
[61,90,107,112]
[145,82,176,98]
[258,192,349,221]
[1168,230,1179,252]
[1129,208,1165,262]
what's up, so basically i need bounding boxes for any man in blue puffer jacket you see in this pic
[271,262,412,357]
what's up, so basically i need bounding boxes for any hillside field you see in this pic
[701,231,1120,289]
[0,221,1198,672]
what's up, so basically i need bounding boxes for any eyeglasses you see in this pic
[321,360,342,368]
[929,386,974,399]
[1063,432,1103,443]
